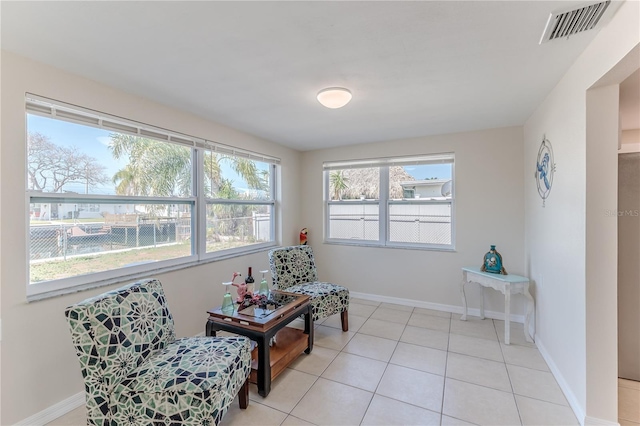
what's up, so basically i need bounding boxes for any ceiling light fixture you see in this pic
[317,87,352,109]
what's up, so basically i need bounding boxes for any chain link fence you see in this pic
[30,220,180,261]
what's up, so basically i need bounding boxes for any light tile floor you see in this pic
[619,378,640,426]
[49,298,639,426]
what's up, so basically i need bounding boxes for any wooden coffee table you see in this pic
[206,290,313,397]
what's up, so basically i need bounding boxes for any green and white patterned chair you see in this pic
[268,245,350,331]
[65,278,251,426]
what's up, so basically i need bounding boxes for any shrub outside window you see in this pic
[26,95,278,299]
[324,154,454,250]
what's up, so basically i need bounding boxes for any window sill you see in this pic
[323,239,456,252]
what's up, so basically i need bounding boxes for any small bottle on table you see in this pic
[245,267,255,293]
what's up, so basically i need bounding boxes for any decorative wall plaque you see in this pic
[535,135,556,207]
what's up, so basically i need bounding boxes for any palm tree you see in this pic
[204,151,265,198]
[112,164,144,196]
[109,134,191,197]
[110,134,264,198]
[329,170,349,200]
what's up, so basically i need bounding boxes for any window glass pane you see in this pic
[203,150,271,200]
[27,114,193,197]
[329,167,379,201]
[25,100,279,295]
[388,202,451,245]
[29,201,193,283]
[328,203,379,240]
[325,155,454,248]
[389,163,453,201]
[206,203,271,252]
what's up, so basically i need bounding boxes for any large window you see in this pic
[324,154,454,250]
[26,95,278,298]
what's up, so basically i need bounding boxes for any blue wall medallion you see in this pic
[535,135,556,207]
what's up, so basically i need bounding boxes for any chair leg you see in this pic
[341,310,349,332]
[239,378,249,409]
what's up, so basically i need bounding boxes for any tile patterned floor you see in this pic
[48,298,638,425]
[619,378,640,426]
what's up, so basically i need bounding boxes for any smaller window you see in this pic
[324,154,454,250]
[402,188,415,199]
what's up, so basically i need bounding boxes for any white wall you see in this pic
[301,126,525,314]
[523,1,640,423]
[585,84,620,423]
[0,51,302,425]
[0,38,4,426]
[620,129,640,153]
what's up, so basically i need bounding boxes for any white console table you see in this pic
[460,266,534,345]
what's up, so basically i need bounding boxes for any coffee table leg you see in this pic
[304,309,314,354]
[257,335,271,397]
[205,320,217,337]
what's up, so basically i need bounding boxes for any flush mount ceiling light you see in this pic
[317,87,352,109]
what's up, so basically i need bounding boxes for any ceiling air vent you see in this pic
[539,0,614,44]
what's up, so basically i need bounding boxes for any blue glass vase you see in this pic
[481,245,508,275]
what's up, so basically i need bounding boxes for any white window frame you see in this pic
[199,161,277,260]
[25,94,279,300]
[323,154,455,251]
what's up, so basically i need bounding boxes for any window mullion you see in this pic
[380,166,389,244]
[195,148,206,259]
[324,170,330,242]
[271,164,277,243]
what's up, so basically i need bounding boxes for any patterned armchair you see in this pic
[268,245,349,331]
[65,278,251,426]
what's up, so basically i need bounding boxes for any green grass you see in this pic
[30,240,260,282]
[30,243,190,282]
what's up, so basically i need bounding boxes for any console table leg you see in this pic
[460,278,468,321]
[480,287,485,320]
[504,289,511,345]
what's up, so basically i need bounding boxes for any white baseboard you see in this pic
[584,416,621,426]
[15,392,84,426]
[537,337,622,426]
[536,336,587,426]
[350,291,526,323]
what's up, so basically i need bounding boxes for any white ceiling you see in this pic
[1,1,605,151]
